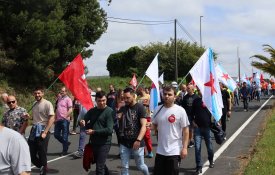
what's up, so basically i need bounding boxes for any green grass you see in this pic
[87,76,154,91]
[244,105,275,175]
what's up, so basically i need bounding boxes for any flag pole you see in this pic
[136,74,146,90]
[178,72,190,87]
[46,77,60,91]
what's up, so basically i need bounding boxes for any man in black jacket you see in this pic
[191,89,214,174]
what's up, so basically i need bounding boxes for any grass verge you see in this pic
[241,101,275,175]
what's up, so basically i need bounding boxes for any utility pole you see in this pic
[200,16,203,47]
[238,47,240,83]
[174,19,178,82]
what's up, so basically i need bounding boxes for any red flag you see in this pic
[189,79,196,87]
[59,54,94,110]
[129,74,138,89]
[260,73,264,82]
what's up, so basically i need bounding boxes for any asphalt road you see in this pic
[27,95,274,175]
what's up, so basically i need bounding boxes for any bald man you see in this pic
[0,125,31,175]
[2,95,29,135]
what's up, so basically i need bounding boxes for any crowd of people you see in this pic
[0,79,274,175]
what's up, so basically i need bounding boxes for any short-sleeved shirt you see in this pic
[0,127,31,175]
[181,93,199,117]
[119,103,146,148]
[2,106,28,132]
[221,89,230,111]
[32,99,55,125]
[152,104,189,156]
[55,95,72,121]
[137,94,150,117]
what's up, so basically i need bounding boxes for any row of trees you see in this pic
[0,0,107,86]
[107,39,205,81]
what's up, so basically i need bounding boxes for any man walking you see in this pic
[0,125,31,175]
[80,91,114,175]
[152,85,190,175]
[118,87,149,175]
[181,84,199,148]
[137,86,153,158]
[54,87,73,156]
[240,82,249,111]
[28,87,55,175]
[191,89,214,174]
[219,83,231,133]
[2,95,29,135]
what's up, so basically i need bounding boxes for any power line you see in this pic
[108,16,173,23]
[107,19,173,25]
[176,20,197,43]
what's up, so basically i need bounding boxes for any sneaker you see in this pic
[74,151,83,158]
[195,167,202,174]
[70,131,77,135]
[209,162,215,168]
[60,151,68,156]
[188,141,194,148]
[145,152,154,158]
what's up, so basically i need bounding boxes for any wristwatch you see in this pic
[136,139,141,142]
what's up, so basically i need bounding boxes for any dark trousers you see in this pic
[92,144,111,175]
[72,109,79,131]
[221,108,227,132]
[243,97,248,110]
[28,133,50,168]
[153,154,181,175]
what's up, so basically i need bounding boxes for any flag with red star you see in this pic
[215,64,237,91]
[189,48,223,121]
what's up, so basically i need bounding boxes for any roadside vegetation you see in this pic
[243,102,275,175]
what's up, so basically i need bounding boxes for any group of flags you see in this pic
[58,48,247,122]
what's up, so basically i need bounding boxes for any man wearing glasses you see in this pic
[2,95,29,135]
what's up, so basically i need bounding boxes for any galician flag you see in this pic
[241,73,251,86]
[145,53,160,111]
[158,73,164,84]
[189,48,223,121]
[215,63,237,92]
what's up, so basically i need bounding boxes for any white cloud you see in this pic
[86,0,275,79]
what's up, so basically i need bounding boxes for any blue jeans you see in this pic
[194,127,214,168]
[54,119,70,153]
[78,126,86,152]
[120,144,149,175]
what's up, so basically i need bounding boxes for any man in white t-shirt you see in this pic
[0,125,31,175]
[152,85,189,175]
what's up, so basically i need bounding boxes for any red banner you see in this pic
[59,54,93,110]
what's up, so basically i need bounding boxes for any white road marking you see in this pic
[31,151,78,169]
[201,95,273,174]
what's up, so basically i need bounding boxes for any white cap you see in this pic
[171,81,178,88]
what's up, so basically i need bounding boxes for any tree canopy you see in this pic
[251,44,275,77]
[107,39,205,81]
[0,0,107,86]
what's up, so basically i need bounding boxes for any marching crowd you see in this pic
[0,79,274,175]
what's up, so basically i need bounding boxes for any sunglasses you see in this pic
[7,101,16,104]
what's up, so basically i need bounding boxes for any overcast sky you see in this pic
[85,0,275,79]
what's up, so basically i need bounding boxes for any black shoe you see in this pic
[60,151,68,156]
[209,162,215,168]
[40,166,47,175]
[188,141,194,148]
[195,167,202,174]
